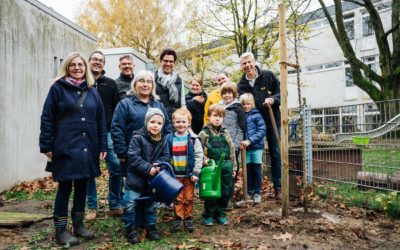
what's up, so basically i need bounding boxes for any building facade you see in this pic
[0,0,97,191]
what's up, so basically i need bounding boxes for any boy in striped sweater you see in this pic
[166,108,203,233]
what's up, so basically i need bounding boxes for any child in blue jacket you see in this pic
[239,93,266,204]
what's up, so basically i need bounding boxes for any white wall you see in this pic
[0,0,97,192]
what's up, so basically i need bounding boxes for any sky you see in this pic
[37,0,334,23]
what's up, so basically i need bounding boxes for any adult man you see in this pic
[115,55,135,100]
[86,51,122,220]
[155,48,185,118]
[203,71,230,124]
[236,52,282,199]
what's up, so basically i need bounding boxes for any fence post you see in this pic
[303,105,313,185]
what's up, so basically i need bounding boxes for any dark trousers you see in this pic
[247,163,262,195]
[203,161,232,218]
[54,179,88,217]
[266,124,281,190]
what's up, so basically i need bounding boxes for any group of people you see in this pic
[39,48,281,246]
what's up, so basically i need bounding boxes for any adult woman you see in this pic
[111,70,172,176]
[39,52,107,246]
[203,71,230,124]
[185,76,207,134]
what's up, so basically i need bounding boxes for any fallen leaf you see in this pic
[272,232,293,242]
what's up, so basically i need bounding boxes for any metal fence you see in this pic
[266,99,400,193]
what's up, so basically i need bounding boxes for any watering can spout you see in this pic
[212,153,225,190]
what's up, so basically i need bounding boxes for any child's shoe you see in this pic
[172,219,184,232]
[146,225,160,241]
[253,194,262,204]
[224,199,233,211]
[184,219,194,232]
[125,226,140,244]
[215,216,229,225]
[203,217,214,226]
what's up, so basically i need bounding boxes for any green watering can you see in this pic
[199,154,225,200]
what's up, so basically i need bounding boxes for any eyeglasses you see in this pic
[69,63,85,68]
[137,79,153,84]
[90,57,104,64]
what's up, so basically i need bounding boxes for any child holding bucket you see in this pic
[198,104,237,226]
[239,93,266,204]
[123,108,170,244]
[166,108,203,233]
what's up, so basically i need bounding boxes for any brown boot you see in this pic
[108,208,123,217]
[85,209,97,221]
[274,189,281,200]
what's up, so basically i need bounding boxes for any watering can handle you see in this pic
[154,162,176,179]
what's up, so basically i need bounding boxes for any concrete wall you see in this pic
[0,0,97,192]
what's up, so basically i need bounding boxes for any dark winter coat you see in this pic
[155,71,184,118]
[39,78,107,182]
[115,73,134,100]
[126,128,170,193]
[220,100,247,151]
[246,109,266,150]
[111,93,172,159]
[95,72,120,130]
[185,91,208,134]
[237,66,281,126]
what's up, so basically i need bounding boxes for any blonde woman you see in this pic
[39,52,107,246]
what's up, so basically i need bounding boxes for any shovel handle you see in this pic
[264,103,281,153]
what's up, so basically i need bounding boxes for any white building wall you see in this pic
[0,0,97,192]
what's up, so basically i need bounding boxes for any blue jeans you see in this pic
[247,163,262,195]
[266,124,281,190]
[86,132,123,209]
[122,188,157,229]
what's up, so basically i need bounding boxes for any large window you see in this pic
[345,67,355,87]
[362,15,374,37]
[344,13,355,40]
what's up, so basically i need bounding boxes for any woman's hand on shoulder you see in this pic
[44,152,53,159]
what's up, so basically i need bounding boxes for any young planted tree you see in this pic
[318,0,400,103]
[76,0,182,61]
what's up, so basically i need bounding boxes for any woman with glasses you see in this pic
[111,70,171,241]
[39,52,107,246]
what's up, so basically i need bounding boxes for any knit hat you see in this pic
[145,108,165,126]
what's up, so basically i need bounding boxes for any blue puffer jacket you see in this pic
[246,109,266,150]
[39,78,107,182]
[126,128,170,193]
[111,93,172,159]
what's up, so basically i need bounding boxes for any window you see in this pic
[325,62,342,69]
[288,69,301,75]
[53,56,58,77]
[362,56,377,81]
[362,16,374,37]
[345,67,354,87]
[344,20,354,40]
[306,61,342,72]
[306,64,323,72]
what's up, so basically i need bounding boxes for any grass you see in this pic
[4,188,56,201]
[362,148,400,175]
[315,182,400,218]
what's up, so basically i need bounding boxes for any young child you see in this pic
[166,108,203,233]
[198,104,237,226]
[123,108,170,244]
[239,93,266,204]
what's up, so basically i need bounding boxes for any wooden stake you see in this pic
[279,3,289,218]
[241,149,249,200]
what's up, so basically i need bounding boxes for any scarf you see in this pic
[157,68,179,103]
[66,77,85,86]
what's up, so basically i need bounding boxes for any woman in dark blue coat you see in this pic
[111,70,172,176]
[39,52,107,246]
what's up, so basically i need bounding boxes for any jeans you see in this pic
[54,179,87,217]
[86,132,123,209]
[266,124,281,190]
[247,163,262,195]
[122,188,157,229]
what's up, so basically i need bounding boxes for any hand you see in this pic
[44,152,53,159]
[99,152,107,160]
[193,95,205,103]
[240,140,251,149]
[191,176,199,182]
[264,98,274,105]
[149,166,160,176]
[119,158,126,163]
[204,158,210,166]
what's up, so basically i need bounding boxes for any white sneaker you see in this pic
[253,194,261,204]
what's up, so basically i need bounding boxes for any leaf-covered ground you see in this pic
[1,171,400,249]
